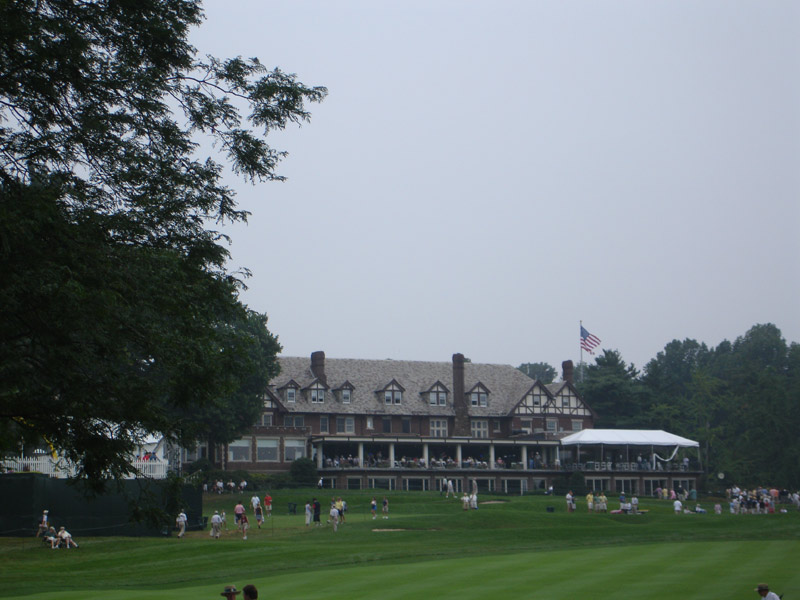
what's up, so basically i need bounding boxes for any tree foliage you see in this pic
[0,0,326,490]
[580,325,800,487]
[517,362,557,384]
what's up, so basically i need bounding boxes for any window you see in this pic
[430,419,448,438]
[402,417,411,434]
[260,413,273,427]
[429,385,447,406]
[336,416,354,434]
[228,439,251,462]
[561,394,569,408]
[471,420,489,438]
[285,439,306,461]
[286,388,296,403]
[382,417,392,433]
[310,384,325,404]
[531,393,544,407]
[366,416,374,430]
[471,391,488,407]
[320,416,329,434]
[284,415,304,428]
[493,420,501,433]
[256,439,278,461]
[546,419,557,433]
[521,419,532,433]
[383,383,403,404]
[571,420,583,431]
[341,389,351,403]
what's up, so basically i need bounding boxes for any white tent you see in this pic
[561,429,698,447]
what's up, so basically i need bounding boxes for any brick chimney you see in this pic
[562,360,574,385]
[310,351,327,385]
[452,353,470,436]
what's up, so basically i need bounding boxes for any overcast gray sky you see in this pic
[191,1,799,373]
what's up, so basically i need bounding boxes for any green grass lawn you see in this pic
[2,490,798,599]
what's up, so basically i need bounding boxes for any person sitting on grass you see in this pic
[43,526,58,549]
[57,526,78,548]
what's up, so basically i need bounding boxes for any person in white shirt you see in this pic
[755,583,780,600]
[210,510,223,538]
[57,526,78,548]
[176,509,187,538]
[673,499,683,514]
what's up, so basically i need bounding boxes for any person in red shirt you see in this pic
[263,494,272,518]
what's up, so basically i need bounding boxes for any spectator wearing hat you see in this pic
[755,583,779,600]
[36,510,49,537]
[220,585,241,599]
[57,526,78,548]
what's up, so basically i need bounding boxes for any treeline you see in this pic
[574,323,800,488]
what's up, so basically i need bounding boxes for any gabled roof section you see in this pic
[272,355,541,416]
[277,379,300,391]
[467,382,490,394]
[332,380,355,391]
[423,380,450,394]
[376,378,405,393]
[262,387,286,412]
[301,378,329,391]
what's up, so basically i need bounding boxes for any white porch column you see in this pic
[456,444,462,467]
[358,442,364,467]
[422,443,429,466]
[316,443,323,469]
[489,445,496,469]
[555,446,561,469]
[521,446,528,469]
[389,443,395,467]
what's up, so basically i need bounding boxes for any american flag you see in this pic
[580,325,601,354]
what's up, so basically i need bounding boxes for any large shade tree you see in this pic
[0,0,326,490]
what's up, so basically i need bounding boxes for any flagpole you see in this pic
[579,320,583,382]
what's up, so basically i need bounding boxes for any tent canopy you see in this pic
[560,429,699,448]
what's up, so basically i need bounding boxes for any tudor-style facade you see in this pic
[184,351,699,494]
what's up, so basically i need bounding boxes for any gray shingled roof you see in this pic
[271,356,538,418]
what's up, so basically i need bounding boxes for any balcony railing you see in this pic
[1,456,170,479]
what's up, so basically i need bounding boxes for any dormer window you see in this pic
[470,384,489,407]
[286,388,296,403]
[428,383,448,406]
[310,383,325,404]
[342,389,351,404]
[383,381,403,405]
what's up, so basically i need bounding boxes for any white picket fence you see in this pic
[1,456,169,479]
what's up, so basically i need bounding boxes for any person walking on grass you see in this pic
[370,497,377,519]
[305,500,312,526]
[382,496,389,519]
[176,508,187,538]
[234,501,245,529]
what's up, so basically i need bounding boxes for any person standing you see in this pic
[631,495,639,514]
[254,503,264,528]
[176,509,187,538]
[370,497,377,519]
[446,479,455,498]
[329,503,340,532]
[263,493,272,518]
[566,490,574,513]
[755,584,780,600]
[250,493,261,514]
[210,510,222,538]
[240,513,249,540]
[234,501,245,529]
[586,492,594,512]
[313,498,321,526]
[382,496,389,519]
[305,501,312,526]
[673,498,683,514]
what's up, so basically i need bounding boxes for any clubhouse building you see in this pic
[185,351,700,495]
